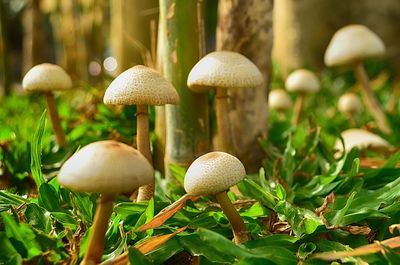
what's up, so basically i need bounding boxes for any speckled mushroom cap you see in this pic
[58,140,153,194]
[285,69,320,94]
[184,151,246,196]
[334,129,390,154]
[268,89,292,112]
[338,93,362,115]
[103,65,179,106]
[22,63,72,92]
[187,51,264,93]
[325,25,386,67]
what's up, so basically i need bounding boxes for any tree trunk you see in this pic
[217,0,273,173]
[0,1,10,97]
[161,0,210,180]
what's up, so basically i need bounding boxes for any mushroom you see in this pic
[268,89,292,113]
[338,93,362,125]
[184,151,248,244]
[103,65,179,201]
[187,51,263,154]
[58,140,153,265]
[325,25,391,134]
[22,63,72,147]
[285,69,320,125]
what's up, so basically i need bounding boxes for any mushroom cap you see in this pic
[334,129,390,154]
[184,151,246,196]
[338,93,362,115]
[187,51,264,93]
[22,63,72,92]
[268,89,292,111]
[285,69,320,94]
[104,65,179,106]
[58,140,153,194]
[325,25,386,67]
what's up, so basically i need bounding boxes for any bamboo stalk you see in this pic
[45,92,67,147]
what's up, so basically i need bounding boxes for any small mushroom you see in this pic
[58,140,153,265]
[268,89,292,113]
[325,25,391,134]
[338,93,362,125]
[184,151,248,244]
[285,69,320,125]
[187,51,263,154]
[22,63,72,147]
[104,65,179,201]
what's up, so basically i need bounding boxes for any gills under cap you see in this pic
[268,89,292,111]
[285,69,320,93]
[22,63,72,92]
[335,129,390,154]
[325,25,386,67]
[104,65,179,106]
[184,151,246,196]
[187,51,264,93]
[58,140,153,194]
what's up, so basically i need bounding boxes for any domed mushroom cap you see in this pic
[338,93,362,115]
[184,151,246,196]
[325,25,386,67]
[187,51,264,93]
[58,140,153,194]
[22,63,72,92]
[334,129,390,154]
[268,89,292,111]
[285,69,320,93]
[104,65,179,106]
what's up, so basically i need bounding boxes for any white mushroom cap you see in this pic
[184,151,246,196]
[104,65,179,106]
[58,140,153,194]
[334,129,390,154]
[285,69,320,94]
[338,93,362,115]
[325,25,386,67]
[187,51,264,93]
[268,89,292,112]
[22,63,72,92]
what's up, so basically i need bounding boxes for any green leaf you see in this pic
[0,232,22,265]
[24,203,51,232]
[276,184,287,201]
[38,183,62,212]
[30,110,47,189]
[128,247,152,265]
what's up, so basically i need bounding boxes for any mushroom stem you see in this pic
[353,62,391,134]
[292,93,305,126]
[215,88,235,154]
[215,191,248,244]
[136,104,154,202]
[45,92,67,147]
[81,194,115,265]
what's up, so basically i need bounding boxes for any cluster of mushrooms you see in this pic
[21,24,395,264]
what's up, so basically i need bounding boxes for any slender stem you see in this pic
[215,191,248,244]
[215,88,235,154]
[81,194,114,265]
[354,62,391,134]
[292,93,305,126]
[45,92,67,147]
[136,104,154,202]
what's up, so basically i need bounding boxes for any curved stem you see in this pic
[354,62,391,134]
[292,93,305,126]
[81,194,114,265]
[136,104,154,202]
[215,88,235,154]
[45,92,67,147]
[215,191,248,244]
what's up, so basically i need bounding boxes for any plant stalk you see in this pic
[292,93,305,126]
[215,88,235,154]
[45,92,67,147]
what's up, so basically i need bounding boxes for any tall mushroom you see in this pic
[325,25,391,134]
[285,69,320,125]
[338,93,362,125]
[187,51,263,154]
[268,89,292,114]
[22,63,72,147]
[103,65,179,201]
[58,140,153,265]
[184,151,248,244]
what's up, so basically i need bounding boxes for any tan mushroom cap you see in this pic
[104,65,179,106]
[184,151,246,196]
[58,140,153,194]
[22,63,72,92]
[334,129,390,154]
[285,69,320,94]
[268,89,292,111]
[338,93,362,115]
[325,25,386,67]
[187,51,264,93]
